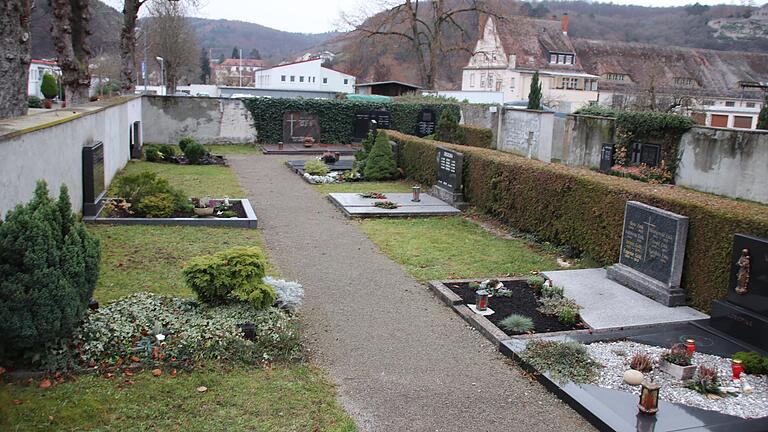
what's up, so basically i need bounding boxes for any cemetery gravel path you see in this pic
[230,155,594,432]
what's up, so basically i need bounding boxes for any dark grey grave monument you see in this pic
[130,121,142,159]
[630,142,661,167]
[283,111,320,144]
[82,141,105,216]
[599,143,614,173]
[416,108,436,137]
[429,147,467,209]
[353,110,391,141]
[710,234,768,350]
[606,201,689,306]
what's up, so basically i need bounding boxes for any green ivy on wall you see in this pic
[241,98,460,144]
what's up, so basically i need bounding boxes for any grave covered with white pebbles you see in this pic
[585,341,768,419]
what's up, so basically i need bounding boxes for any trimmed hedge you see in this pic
[459,124,494,149]
[386,130,768,312]
[241,98,460,144]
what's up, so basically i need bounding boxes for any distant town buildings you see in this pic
[355,81,422,97]
[253,58,355,94]
[294,51,336,64]
[28,60,61,99]
[213,59,266,87]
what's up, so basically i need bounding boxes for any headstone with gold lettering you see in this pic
[606,201,689,306]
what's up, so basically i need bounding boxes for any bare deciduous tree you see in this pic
[49,0,92,106]
[147,0,199,94]
[342,0,503,89]
[0,1,34,119]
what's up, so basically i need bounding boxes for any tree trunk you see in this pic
[120,0,142,94]
[405,1,429,88]
[0,1,33,119]
[49,0,92,106]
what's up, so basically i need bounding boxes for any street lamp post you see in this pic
[156,56,165,95]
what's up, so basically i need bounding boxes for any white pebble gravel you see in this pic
[586,341,768,419]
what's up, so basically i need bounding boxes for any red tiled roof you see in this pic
[492,16,585,72]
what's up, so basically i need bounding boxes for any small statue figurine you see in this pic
[735,249,751,295]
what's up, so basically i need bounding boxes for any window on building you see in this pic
[281,75,286,82]
[480,73,486,88]
[565,55,573,64]
[290,75,295,82]
[470,73,475,88]
[746,102,756,108]
[725,101,735,107]
[607,74,625,81]
[558,54,566,64]
[299,76,304,82]
[488,74,494,90]
[585,79,598,91]
[322,77,328,84]
[509,77,515,90]
[701,100,714,106]
[344,78,349,85]
[674,77,696,87]
[550,54,557,64]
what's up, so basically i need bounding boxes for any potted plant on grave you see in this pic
[303,136,315,148]
[192,197,214,217]
[659,343,696,380]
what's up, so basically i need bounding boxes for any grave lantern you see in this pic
[278,142,284,150]
[685,339,695,357]
[475,290,489,311]
[732,359,744,380]
[412,186,421,202]
[638,380,660,415]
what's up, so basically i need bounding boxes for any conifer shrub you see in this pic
[183,247,276,309]
[183,142,207,165]
[436,109,464,144]
[0,181,100,365]
[41,73,58,100]
[179,136,196,153]
[363,133,398,181]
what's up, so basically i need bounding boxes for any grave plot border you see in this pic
[84,198,258,228]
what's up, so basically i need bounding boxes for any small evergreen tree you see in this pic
[0,181,100,365]
[436,109,464,144]
[41,73,59,100]
[528,71,543,110]
[200,48,211,84]
[363,132,398,181]
[758,96,768,130]
[231,46,240,59]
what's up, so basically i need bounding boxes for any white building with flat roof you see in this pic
[254,59,356,94]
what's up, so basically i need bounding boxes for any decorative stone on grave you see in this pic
[710,234,768,350]
[428,147,467,210]
[82,141,106,216]
[282,112,320,144]
[416,108,436,137]
[606,201,689,306]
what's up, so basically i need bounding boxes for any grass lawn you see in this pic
[359,216,560,281]
[0,366,355,432]
[313,180,416,195]
[112,161,244,197]
[91,225,267,303]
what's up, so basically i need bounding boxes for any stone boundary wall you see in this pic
[460,104,499,149]
[562,114,616,168]
[142,96,257,145]
[460,105,554,161]
[0,97,141,216]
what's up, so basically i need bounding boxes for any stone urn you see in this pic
[194,207,214,217]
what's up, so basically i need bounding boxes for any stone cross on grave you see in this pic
[286,113,298,138]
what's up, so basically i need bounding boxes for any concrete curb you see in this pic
[84,198,258,228]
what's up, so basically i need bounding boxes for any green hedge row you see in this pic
[459,124,494,149]
[242,98,460,144]
[387,130,768,312]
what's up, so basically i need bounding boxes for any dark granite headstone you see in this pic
[639,144,661,167]
[606,201,689,306]
[710,234,768,350]
[599,144,614,173]
[353,111,391,141]
[282,111,320,144]
[436,147,463,193]
[130,121,142,159]
[416,109,436,137]
[82,141,105,216]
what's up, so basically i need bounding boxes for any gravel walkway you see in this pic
[230,155,593,432]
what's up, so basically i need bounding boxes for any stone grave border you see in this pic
[284,160,356,185]
[327,193,461,219]
[84,198,258,228]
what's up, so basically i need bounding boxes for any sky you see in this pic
[194,0,759,34]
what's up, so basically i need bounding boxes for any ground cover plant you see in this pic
[359,217,559,281]
[112,160,244,198]
[0,182,100,366]
[521,340,603,384]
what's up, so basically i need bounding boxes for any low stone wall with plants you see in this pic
[242,98,460,144]
[387,130,768,312]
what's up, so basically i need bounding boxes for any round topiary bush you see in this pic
[183,246,276,309]
[40,73,59,100]
[184,142,207,165]
[0,181,100,365]
[363,132,398,181]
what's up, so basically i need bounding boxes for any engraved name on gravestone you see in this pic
[436,147,463,193]
[282,111,320,144]
[417,108,436,137]
[82,141,105,216]
[607,201,689,306]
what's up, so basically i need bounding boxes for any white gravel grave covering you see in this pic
[586,341,768,419]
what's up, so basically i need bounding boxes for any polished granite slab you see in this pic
[328,193,460,218]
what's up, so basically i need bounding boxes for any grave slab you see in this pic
[285,159,355,173]
[328,193,460,219]
[262,143,360,155]
[545,268,707,330]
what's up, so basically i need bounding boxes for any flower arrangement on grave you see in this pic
[480,279,504,297]
[359,192,387,199]
[213,197,237,218]
[659,343,696,380]
[662,343,692,367]
[630,352,654,372]
[374,201,399,210]
[685,365,724,398]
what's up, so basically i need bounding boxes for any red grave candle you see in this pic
[732,359,744,380]
[685,339,695,357]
